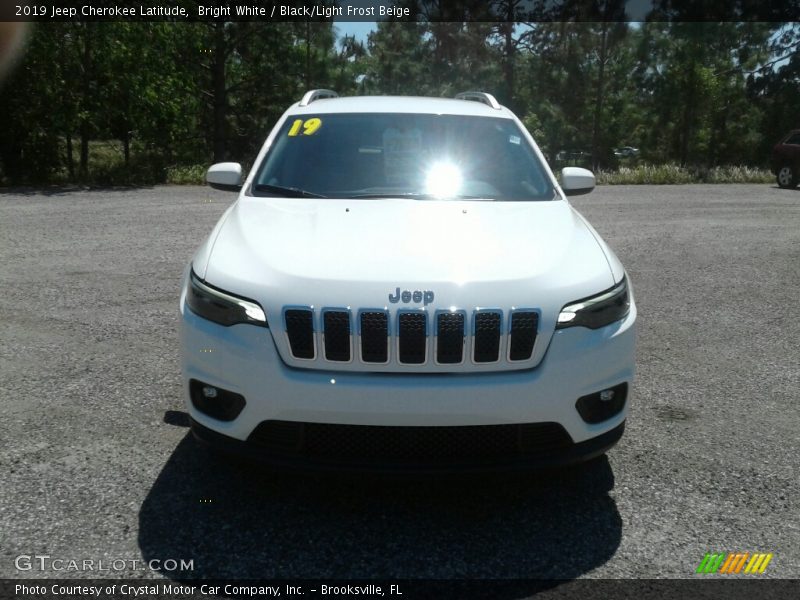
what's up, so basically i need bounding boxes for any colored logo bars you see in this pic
[696,552,773,574]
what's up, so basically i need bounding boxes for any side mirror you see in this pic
[561,167,595,196]
[206,162,242,192]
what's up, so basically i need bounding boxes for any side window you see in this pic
[785,133,800,145]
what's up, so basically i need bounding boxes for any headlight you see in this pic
[556,278,630,330]
[186,270,268,327]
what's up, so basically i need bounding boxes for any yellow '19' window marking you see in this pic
[288,118,322,136]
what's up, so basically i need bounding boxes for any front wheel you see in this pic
[776,165,798,189]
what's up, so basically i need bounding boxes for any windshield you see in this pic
[252,113,555,201]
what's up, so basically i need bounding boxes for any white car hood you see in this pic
[195,195,618,372]
[201,196,614,302]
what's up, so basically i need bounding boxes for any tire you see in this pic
[776,165,798,189]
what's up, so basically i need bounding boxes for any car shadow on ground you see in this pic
[138,423,622,587]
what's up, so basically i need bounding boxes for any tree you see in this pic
[362,22,432,94]
[634,22,771,166]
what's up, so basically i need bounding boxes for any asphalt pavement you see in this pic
[0,184,798,582]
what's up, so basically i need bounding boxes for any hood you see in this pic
[200,196,614,313]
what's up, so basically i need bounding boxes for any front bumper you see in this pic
[180,291,636,470]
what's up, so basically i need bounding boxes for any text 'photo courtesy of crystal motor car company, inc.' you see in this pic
[180,90,636,472]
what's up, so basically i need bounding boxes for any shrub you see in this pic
[166,164,206,185]
[595,164,773,185]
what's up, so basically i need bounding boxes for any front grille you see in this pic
[248,420,573,464]
[282,306,540,368]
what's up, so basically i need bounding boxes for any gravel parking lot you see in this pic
[1,184,798,583]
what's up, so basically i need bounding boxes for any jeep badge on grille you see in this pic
[389,287,435,306]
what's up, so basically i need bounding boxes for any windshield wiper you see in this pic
[253,184,327,198]
[348,192,436,199]
[347,192,490,200]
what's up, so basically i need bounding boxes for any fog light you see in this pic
[576,383,627,424]
[599,389,615,402]
[189,379,246,421]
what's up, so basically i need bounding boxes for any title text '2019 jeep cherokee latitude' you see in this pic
[180,90,637,471]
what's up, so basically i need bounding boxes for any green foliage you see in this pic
[595,164,773,185]
[166,164,207,185]
[521,112,547,154]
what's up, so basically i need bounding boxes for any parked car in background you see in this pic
[614,146,640,158]
[771,130,800,189]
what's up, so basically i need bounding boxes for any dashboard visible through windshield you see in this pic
[251,113,555,201]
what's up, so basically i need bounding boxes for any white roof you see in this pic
[288,95,514,118]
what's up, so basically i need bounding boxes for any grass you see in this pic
[703,165,775,184]
[165,164,207,185]
[595,164,774,185]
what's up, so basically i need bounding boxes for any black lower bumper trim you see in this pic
[190,418,625,473]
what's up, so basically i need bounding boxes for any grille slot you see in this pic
[436,312,465,364]
[398,312,427,364]
[360,311,389,363]
[285,309,315,359]
[474,312,501,363]
[509,311,539,361]
[323,310,351,361]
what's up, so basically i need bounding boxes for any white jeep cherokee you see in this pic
[180,90,636,471]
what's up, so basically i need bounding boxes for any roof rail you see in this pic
[299,89,339,107]
[455,91,502,110]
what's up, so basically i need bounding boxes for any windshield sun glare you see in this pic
[425,162,463,198]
